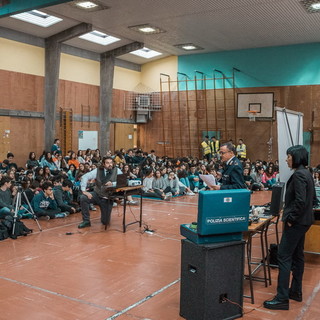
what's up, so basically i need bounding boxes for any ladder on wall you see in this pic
[60,108,73,154]
[159,70,237,158]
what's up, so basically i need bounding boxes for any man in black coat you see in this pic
[210,142,246,190]
[264,145,318,310]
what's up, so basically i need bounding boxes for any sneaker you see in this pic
[55,213,67,218]
[194,187,199,193]
[45,215,51,220]
[89,204,97,211]
[186,192,195,196]
[113,202,118,207]
[166,192,172,196]
[128,200,138,205]
[164,195,172,201]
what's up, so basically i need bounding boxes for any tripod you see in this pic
[12,187,42,235]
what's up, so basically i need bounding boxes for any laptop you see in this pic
[115,174,128,188]
[104,174,128,190]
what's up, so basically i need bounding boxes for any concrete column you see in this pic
[100,54,115,156]
[44,23,92,151]
[44,39,61,151]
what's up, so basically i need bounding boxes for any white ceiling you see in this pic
[0,0,320,65]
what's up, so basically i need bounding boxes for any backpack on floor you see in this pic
[1,215,33,239]
[0,224,9,241]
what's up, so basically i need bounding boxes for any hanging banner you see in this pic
[276,107,303,184]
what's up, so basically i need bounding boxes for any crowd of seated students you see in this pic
[0,144,320,224]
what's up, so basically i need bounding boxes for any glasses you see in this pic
[219,151,229,155]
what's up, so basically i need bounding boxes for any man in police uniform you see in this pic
[210,142,246,190]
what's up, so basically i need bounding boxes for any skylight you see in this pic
[130,47,162,59]
[11,10,62,27]
[79,30,120,46]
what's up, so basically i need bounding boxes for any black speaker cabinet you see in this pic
[180,239,245,320]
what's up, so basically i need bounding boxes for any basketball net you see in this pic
[247,111,257,122]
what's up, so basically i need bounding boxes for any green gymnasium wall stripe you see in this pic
[178,42,320,89]
[0,0,71,17]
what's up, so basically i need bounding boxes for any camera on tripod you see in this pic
[12,175,27,190]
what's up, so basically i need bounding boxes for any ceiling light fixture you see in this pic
[76,1,98,9]
[79,30,120,46]
[300,0,320,13]
[11,10,62,27]
[129,24,166,34]
[70,0,108,12]
[130,47,162,59]
[174,43,204,51]
[311,2,320,9]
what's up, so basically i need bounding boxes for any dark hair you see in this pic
[221,142,236,155]
[286,145,308,168]
[62,179,73,188]
[7,152,14,158]
[42,181,53,191]
[29,152,36,160]
[30,181,40,190]
[54,139,60,143]
[145,168,153,177]
[0,176,12,186]
[52,175,63,184]
[2,159,9,165]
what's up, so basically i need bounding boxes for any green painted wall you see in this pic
[178,43,320,89]
[0,0,71,17]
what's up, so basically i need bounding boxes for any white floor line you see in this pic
[0,275,116,312]
[106,279,181,320]
[295,280,320,320]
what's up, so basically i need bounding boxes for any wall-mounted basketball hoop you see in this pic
[247,110,257,121]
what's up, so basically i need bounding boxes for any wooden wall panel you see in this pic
[0,70,44,111]
[1,68,320,166]
[9,118,44,165]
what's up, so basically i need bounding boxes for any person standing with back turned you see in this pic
[264,145,317,310]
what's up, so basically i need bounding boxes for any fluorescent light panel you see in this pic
[11,10,62,27]
[79,30,120,46]
[130,47,162,59]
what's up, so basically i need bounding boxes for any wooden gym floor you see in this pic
[0,192,319,320]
